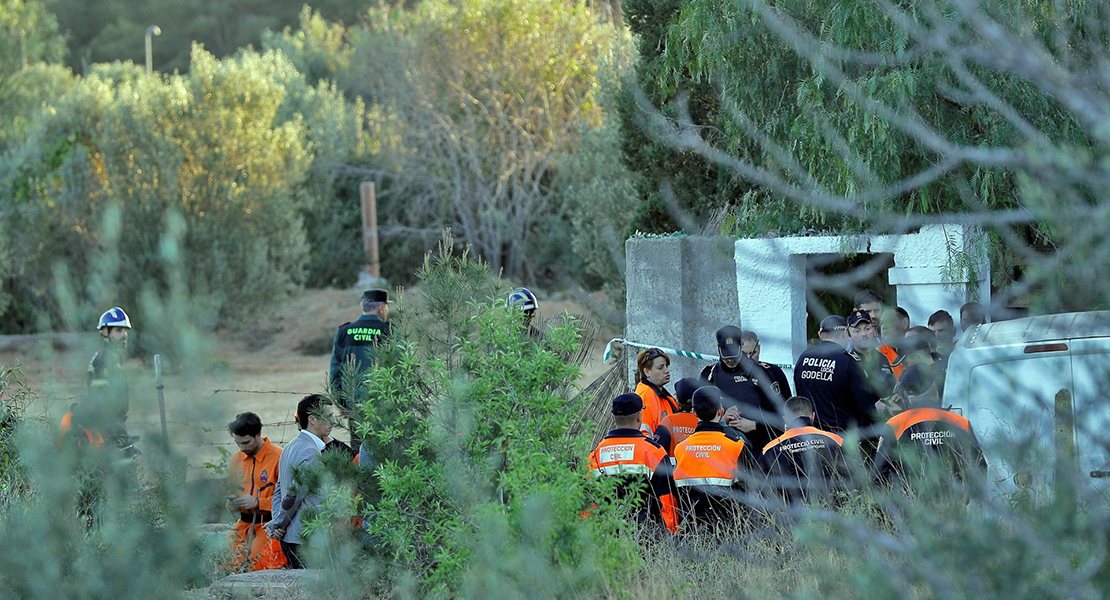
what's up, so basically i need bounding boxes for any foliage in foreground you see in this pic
[302,233,637,597]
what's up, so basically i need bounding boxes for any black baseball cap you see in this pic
[820,315,848,333]
[692,386,723,414]
[716,325,743,360]
[847,309,872,328]
[362,289,390,303]
[674,377,705,404]
[611,393,645,416]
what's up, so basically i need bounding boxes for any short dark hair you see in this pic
[960,302,986,326]
[784,396,813,417]
[228,412,262,437]
[907,325,934,339]
[613,413,640,429]
[297,394,326,429]
[854,289,883,307]
[928,310,954,327]
[692,387,723,421]
[894,306,910,321]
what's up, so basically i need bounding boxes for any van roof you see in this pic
[963,311,1110,349]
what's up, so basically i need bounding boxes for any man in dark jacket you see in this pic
[793,316,878,434]
[847,309,896,405]
[330,289,391,447]
[761,396,847,502]
[874,366,986,487]
[701,325,790,455]
[67,307,138,455]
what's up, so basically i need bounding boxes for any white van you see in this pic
[942,311,1110,501]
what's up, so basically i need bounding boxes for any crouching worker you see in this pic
[587,393,679,534]
[226,412,286,571]
[761,396,848,503]
[673,386,761,529]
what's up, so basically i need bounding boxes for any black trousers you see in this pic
[280,540,304,569]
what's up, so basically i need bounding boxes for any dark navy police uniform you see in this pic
[793,340,878,433]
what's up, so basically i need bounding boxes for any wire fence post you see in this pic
[154,354,168,443]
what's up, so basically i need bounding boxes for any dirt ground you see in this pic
[3,288,618,479]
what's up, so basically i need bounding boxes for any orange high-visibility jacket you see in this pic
[635,381,680,438]
[656,412,699,456]
[58,409,105,448]
[673,423,752,488]
[876,404,987,480]
[878,344,903,379]
[229,438,283,519]
[587,428,679,533]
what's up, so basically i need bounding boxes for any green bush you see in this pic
[299,232,637,597]
[0,42,371,332]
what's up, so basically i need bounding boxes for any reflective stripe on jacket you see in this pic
[673,426,748,489]
[635,381,679,438]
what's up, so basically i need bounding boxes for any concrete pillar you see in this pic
[625,236,737,387]
[874,224,991,329]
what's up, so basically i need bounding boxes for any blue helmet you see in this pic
[508,287,538,312]
[97,307,132,330]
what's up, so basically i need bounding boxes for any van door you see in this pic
[1068,338,1110,498]
[967,353,1072,501]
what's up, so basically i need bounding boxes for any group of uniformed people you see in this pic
[58,287,988,549]
[589,290,989,532]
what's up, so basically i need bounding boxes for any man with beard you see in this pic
[700,325,789,454]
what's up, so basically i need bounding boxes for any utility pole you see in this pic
[145,26,161,76]
[360,182,381,280]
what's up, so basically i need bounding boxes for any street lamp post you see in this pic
[145,25,161,76]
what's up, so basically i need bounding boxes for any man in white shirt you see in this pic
[266,394,333,568]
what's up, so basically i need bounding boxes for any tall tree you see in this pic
[638,0,1107,310]
[347,0,625,283]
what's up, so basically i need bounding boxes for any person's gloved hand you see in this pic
[231,494,259,510]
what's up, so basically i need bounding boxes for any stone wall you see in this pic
[625,225,990,384]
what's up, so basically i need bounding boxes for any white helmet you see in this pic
[508,287,538,312]
[97,307,132,330]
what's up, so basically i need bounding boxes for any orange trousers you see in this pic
[229,520,286,571]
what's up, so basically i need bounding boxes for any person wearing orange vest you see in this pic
[655,378,703,456]
[879,307,911,379]
[226,412,286,571]
[672,386,760,526]
[587,393,679,533]
[874,366,986,486]
[761,396,848,502]
[634,348,680,438]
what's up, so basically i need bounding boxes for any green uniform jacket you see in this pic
[329,314,390,392]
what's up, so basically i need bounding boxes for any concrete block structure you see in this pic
[625,225,989,382]
[625,236,738,385]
